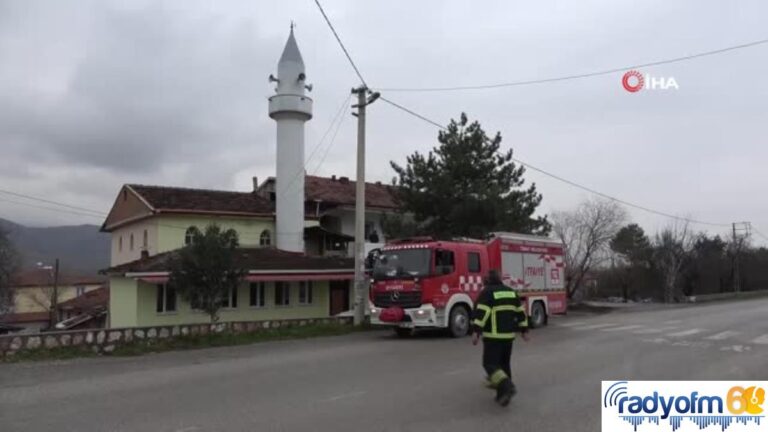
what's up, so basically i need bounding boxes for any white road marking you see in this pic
[720,345,752,353]
[664,320,683,324]
[443,368,472,376]
[602,325,643,332]
[633,327,677,334]
[321,390,367,402]
[667,329,704,338]
[705,331,740,341]
[751,334,768,345]
[572,323,616,330]
[556,321,586,327]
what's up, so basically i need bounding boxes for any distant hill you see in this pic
[0,218,109,275]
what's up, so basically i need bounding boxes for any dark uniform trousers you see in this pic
[482,338,513,380]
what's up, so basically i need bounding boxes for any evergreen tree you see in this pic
[389,113,549,239]
[168,224,244,323]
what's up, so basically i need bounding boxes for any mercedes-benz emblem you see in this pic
[391,291,400,301]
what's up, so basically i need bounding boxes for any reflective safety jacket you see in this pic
[471,283,529,339]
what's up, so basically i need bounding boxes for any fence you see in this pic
[0,316,352,358]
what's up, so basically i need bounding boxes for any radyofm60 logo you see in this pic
[602,381,767,431]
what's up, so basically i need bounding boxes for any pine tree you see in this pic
[389,113,549,239]
[168,224,245,323]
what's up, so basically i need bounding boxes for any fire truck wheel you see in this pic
[448,305,470,338]
[530,301,547,328]
[395,328,413,338]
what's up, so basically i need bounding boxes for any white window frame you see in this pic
[184,226,197,246]
[274,281,290,307]
[259,230,272,247]
[221,285,238,309]
[156,284,177,314]
[249,282,266,308]
[298,281,313,305]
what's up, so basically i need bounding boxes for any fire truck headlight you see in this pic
[370,307,379,315]
[414,309,428,318]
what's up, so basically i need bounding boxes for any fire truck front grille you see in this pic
[373,291,422,309]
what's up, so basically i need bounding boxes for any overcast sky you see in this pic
[1,0,767,244]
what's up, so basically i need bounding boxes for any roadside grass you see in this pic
[2,323,369,363]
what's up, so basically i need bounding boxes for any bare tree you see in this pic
[552,198,627,299]
[653,221,696,303]
[0,228,19,315]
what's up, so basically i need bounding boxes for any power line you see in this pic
[312,0,368,87]
[0,188,106,216]
[379,96,730,227]
[0,197,105,220]
[312,102,350,175]
[753,226,768,243]
[376,37,768,92]
[277,93,351,197]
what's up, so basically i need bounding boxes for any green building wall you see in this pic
[110,276,336,328]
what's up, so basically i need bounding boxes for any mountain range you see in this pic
[0,218,109,275]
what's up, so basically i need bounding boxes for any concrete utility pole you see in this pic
[351,86,379,326]
[731,221,752,294]
[52,258,59,326]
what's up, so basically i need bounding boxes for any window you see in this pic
[250,282,266,307]
[259,230,271,247]
[118,236,123,252]
[185,226,197,246]
[122,190,128,201]
[129,233,134,251]
[435,249,455,275]
[468,252,482,273]
[156,284,177,313]
[142,229,148,249]
[299,281,313,305]
[75,285,85,296]
[220,285,238,309]
[275,282,290,306]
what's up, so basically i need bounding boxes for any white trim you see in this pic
[524,295,549,316]
[123,268,354,278]
[126,185,157,212]
[443,293,473,328]
[125,271,170,278]
[247,269,354,275]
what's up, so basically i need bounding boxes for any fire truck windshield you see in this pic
[372,249,432,280]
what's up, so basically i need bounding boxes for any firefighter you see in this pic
[471,269,530,406]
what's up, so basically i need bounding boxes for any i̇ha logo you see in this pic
[622,70,679,93]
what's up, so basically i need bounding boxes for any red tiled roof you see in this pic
[103,247,354,275]
[58,286,109,311]
[128,184,274,216]
[0,312,50,324]
[305,175,397,209]
[10,270,105,288]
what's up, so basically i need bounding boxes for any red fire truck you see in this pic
[369,232,567,337]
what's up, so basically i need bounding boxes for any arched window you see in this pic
[259,230,272,247]
[143,230,148,248]
[118,236,123,252]
[185,226,197,246]
[129,233,134,251]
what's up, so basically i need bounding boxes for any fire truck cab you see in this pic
[369,233,567,337]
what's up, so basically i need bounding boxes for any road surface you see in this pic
[2,297,767,431]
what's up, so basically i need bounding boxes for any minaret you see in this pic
[269,26,313,253]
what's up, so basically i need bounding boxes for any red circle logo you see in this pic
[622,70,644,93]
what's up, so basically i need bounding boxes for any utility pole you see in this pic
[351,86,379,326]
[52,258,59,327]
[731,222,751,294]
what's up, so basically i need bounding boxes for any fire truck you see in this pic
[369,232,567,337]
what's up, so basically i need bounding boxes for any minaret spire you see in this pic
[268,27,314,253]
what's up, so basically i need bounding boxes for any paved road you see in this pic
[2,298,767,432]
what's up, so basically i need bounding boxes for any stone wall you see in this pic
[0,317,352,359]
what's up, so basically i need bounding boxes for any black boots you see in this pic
[495,379,517,407]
